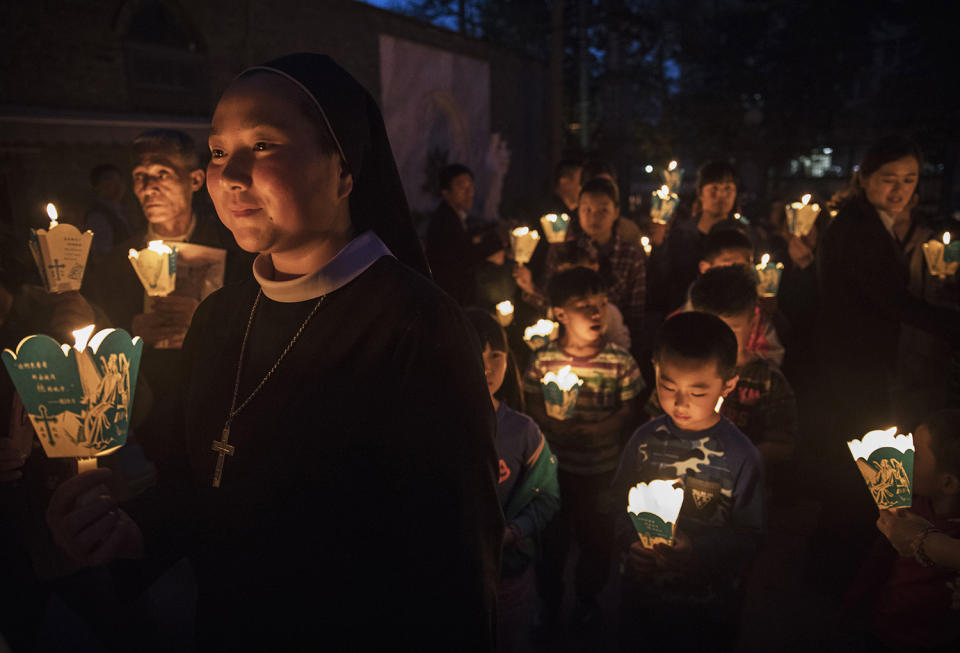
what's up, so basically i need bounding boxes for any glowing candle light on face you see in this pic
[847,427,915,510]
[495,300,514,327]
[627,480,685,548]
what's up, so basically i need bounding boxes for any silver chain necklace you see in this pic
[211,289,325,487]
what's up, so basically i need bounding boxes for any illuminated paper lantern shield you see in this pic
[129,241,178,296]
[784,195,820,237]
[922,235,960,279]
[662,161,684,193]
[523,319,559,350]
[29,223,94,293]
[847,427,914,510]
[495,300,514,327]
[510,227,540,265]
[650,186,679,225]
[754,254,784,298]
[2,329,142,459]
[541,365,583,420]
[539,213,571,244]
[627,479,685,548]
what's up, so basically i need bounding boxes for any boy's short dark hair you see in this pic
[548,266,607,308]
[654,311,739,380]
[924,409,960,478]
[691,265,758,318]
[133,129,201,171]
[579,176,619,207]
[703,229,754,263]
[552,241,599,270]
[439,163,473,191]
[697,160,738,191]
[553,158,583,185]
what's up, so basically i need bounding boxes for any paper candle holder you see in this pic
[784,194,820,237]
[541,365,583,420]
[650,185,679,226]
[495,300,515,327]
[540,213,571,244]
[662,161,684,194]
[922,233,960,279]
[755,254,784,298]
[627,479,685,548]
[510,227,540,265]
[523,319,559,350]
[129,240,178,296]
[29,204,94,293]
[2,326,142,462]
[847,426,914,510]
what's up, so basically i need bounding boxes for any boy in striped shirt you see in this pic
[524,266,642,633]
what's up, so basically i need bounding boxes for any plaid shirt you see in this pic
[545,229,646,343]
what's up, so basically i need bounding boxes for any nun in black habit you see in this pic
[47,54,503,651]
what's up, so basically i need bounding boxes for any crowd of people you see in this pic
[1,52,959,652]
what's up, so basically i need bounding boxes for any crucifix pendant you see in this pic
[211,426,236,488]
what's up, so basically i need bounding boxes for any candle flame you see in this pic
[543,213,558,224]
[542,365,582,391]
[640,236,652,255]
[656,185,671,200]
[759,253,770,267]
[668,160,678,171]
[945,232,952,246]
[72,324,95,351]
[46,203,58,225]
[627,480,685,521]
[512,226,530,237]
[524,319,558,340]
[495,300,514,316]
[847,426,914,460]
[801,193,812,205]
[147,240,173,254]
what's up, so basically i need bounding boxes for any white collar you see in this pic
[252,230,393,303]
[876,210,897,238]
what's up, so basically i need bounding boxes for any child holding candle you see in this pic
[650,266,798,468]
[523,266,642,634]
[464,308,559,652]
[845,409,960,649]
[612,311,764,651]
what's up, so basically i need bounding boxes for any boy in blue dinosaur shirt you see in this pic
[612,311,764,652]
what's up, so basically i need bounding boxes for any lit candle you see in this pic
[662,160,684,193]
[539,213,571,243]
[27,203,94,293]
[129,240,178,296]
[650,185,679,225]
[46,202,59,228]
[921,232,960,279]
[784,194,821,236]
[1,325,143,469]
[754,253,784,298]
[510,227,540,265]
[847,426,914,510]
[523,319,559,350]
[640,236,652,256]
[540,365,584,420]
[495,300,514,327]
[627,479,685,548]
